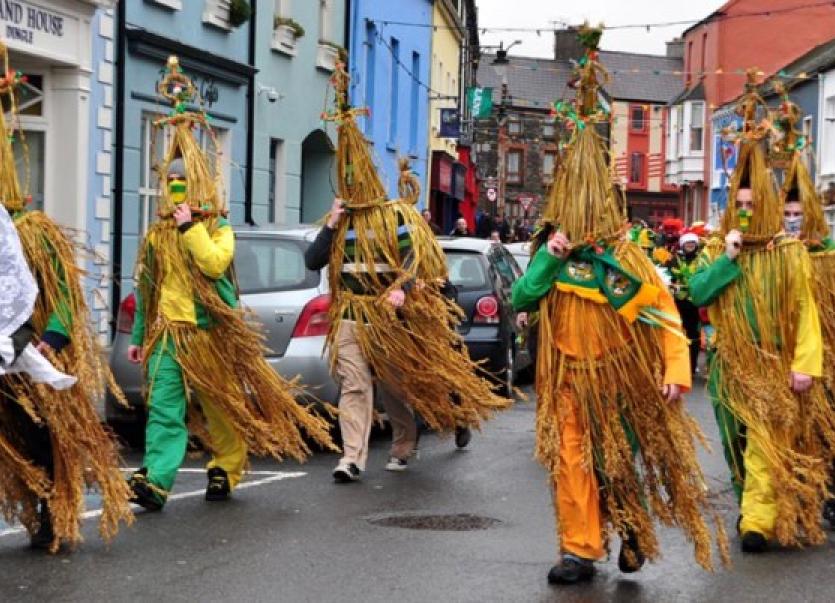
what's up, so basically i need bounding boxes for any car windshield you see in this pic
[235,236,320,294]
[513,254,530,272]
[446,252,488,290]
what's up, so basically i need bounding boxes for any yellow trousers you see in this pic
[739,433,777,537]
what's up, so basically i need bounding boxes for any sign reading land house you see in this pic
[0,1,80,65]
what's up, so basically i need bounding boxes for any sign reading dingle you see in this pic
[0,1,65,46]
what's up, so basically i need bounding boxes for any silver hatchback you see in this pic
[104,226,338,445]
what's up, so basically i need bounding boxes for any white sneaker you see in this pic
[332,462,361,483]
[384,457,408,472]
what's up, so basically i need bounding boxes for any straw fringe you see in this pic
[535,241,729,571]
[137,221,337,460]
[1,212,133,552]
[706,239,835,546]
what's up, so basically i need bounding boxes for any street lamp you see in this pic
[491,40,521,221]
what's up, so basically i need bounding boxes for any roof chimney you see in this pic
[554,27,583,61]
[666,38,684,59]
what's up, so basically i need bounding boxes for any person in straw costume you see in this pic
[769,80,835,526]
[126,56,335,510]
[304,61,508,482]
[690,69,834,554]
[511,25,728,585]
[0,40,133,552]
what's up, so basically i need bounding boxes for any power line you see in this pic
[369,1,835,34]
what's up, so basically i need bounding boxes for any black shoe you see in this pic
[128,469,164,511]
[823,500,835,529]
[333,462,361,483]
[741,530,767,553]
[617,530,645,573]
[454,427,472,449]
[205,467,231,502]
[547,554,595,585]
[29,499,54,550]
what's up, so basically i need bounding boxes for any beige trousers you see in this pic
[334,321,417,470]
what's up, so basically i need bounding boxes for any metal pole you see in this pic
[496,80,508,220]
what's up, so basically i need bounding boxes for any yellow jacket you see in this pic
[131,220,235,345]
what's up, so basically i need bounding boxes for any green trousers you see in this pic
[707,349,745,502]
[143,337,247,498]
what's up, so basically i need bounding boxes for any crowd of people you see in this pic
[3,25,835,596]
[422,208,534,243]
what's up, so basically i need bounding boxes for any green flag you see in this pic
[467,87,493,119]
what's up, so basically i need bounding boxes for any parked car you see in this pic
[438,237,530,395]
[105,226,339,445]
[505,241,533,272]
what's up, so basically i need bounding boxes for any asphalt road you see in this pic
[1,381,835,603]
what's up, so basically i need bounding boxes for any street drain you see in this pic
[368,513,501,531]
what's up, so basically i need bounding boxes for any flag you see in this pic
[467,87,493,119]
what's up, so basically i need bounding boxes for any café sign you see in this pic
[0,1,81,65]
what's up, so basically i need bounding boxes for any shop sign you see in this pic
[0,1,80,64]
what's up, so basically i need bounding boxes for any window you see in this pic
[803,115,813,171]
[492,249,517,287]
[542,118,555,139]
[630,105,647,133]
[676,105,684,157]
[508,116,522,135]
[686,40,693,86]
[318,0,332,42]
[700,33,707,77]
[409,52,420,154]
[506,148,523,184]
[139,113,167,234]
[269,139,286,223]
[388,37,400,145]
[203,0,233,30]
[689,102,704,152]
[235,237,319,294]
[446,252,488,290]
[629,152,645,185]
[542,150,557,183]
[364,21,376,135]
[12,131,44,211]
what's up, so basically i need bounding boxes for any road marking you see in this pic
[0,469,307,539]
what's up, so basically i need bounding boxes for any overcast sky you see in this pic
[477,0,728,57]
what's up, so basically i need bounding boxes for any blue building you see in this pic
[112,0,255,312]
[347,0,432,206]
[250,0,347,226]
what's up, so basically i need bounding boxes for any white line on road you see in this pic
[0,469,307,539]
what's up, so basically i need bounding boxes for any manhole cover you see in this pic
[368,513,501,531]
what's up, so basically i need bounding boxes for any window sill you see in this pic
[386,142,398,152]
[408,150,418,159]
[316,43,340,72]
[272,26,299,56]
[148,0,182,9]
[203,12,232,32]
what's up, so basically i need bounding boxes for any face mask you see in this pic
[784,216,802,237]
[737,208,752,232]
[169,178,187,205]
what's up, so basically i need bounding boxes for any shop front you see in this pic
[0,0,109,232]
[430,151,466,234]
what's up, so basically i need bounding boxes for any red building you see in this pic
[666,0,835,223]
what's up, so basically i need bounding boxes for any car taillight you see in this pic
[473,295,500,324]
[292,294,331,337]
[116,293,136,334]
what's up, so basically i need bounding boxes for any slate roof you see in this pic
[477,49,684,110]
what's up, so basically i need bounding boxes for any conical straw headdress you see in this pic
[154,56,224,217]
[772,82,828,241]
[720,69,782,238]
[539,24,624,244]
[323,61,387,209]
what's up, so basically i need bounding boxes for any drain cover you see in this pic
[368,513,501,531]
